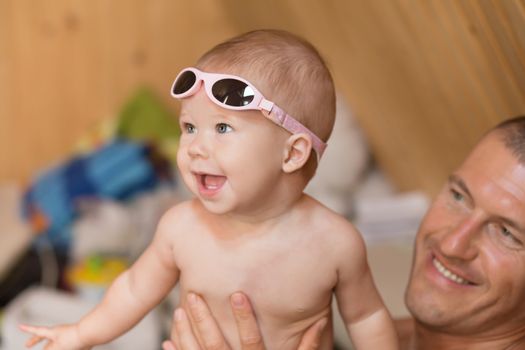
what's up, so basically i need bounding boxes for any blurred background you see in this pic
[0,1,524,349]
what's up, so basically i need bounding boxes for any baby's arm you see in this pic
[333,224,398,349]
[21,208,181,349]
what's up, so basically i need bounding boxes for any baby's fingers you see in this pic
[19,324,56,347]
[20,324,55,338]
[25,335,44,348]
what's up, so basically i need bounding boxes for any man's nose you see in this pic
[187,132,210,159]
[439,214,481,261]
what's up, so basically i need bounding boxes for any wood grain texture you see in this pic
[0,0,524,196]
[0,0,237,184]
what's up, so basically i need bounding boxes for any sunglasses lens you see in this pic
[212,79,255,107]
[173,70,197,95]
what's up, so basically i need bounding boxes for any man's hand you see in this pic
[162,292,327,350]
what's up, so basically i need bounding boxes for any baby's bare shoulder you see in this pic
[302,197,366,258]
[155,199,204,238]
[163,197,197,214]
[159,198,205,223]
[302,196,360,236]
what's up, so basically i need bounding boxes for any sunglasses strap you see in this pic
[264,105,326,160]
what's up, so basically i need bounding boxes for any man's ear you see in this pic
[282,134,313,173]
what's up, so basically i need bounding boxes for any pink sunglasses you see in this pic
[171,67,327,159]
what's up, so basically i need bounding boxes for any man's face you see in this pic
[405,132,525,336]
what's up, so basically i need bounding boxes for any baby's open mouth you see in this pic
[198,174,226,190]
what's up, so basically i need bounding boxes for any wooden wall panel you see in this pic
[220,0,525,194]
[0,0,237,184]
[0,0,524,196]
[0,1,14,182]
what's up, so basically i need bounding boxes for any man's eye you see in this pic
[487,223,523,250]
[451,189,464,202]
[216,123,232,134]
[501,226,519,242]
[183,123,196,133]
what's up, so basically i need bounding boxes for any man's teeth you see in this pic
[432,258,470,285]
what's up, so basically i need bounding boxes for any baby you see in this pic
[21,30,398,350]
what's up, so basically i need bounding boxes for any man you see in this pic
[402,115,525,349]
[164,116,525,349]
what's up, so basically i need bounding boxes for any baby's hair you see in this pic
[492,115,525,164]
[196,29,336,144]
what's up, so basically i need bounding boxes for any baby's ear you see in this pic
[282,134,313,173]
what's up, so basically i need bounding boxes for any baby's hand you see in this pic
[19,323,88,350]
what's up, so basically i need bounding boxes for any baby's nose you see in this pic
[187,133,210,159]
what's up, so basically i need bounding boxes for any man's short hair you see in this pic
[492,115,525,164]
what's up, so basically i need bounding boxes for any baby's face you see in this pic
[176,86,290,216]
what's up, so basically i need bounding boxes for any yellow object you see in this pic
[74,119,118,155]
[68,255,127,287]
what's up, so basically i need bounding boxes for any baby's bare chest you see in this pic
[173,231,337,323]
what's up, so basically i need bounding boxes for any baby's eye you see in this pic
[183,123,196,134]
[216,123,233,134]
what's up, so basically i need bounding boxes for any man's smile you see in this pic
[432,257,474,285]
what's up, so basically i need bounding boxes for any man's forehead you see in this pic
[461,133,522,171]
[456,133,525,213]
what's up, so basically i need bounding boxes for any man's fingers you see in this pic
[230,292,265,350]
[186,293,229,350]
[162,340,176,350]
[173,308,201,350]
[164,307,180,350]
[297,318,327,350]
